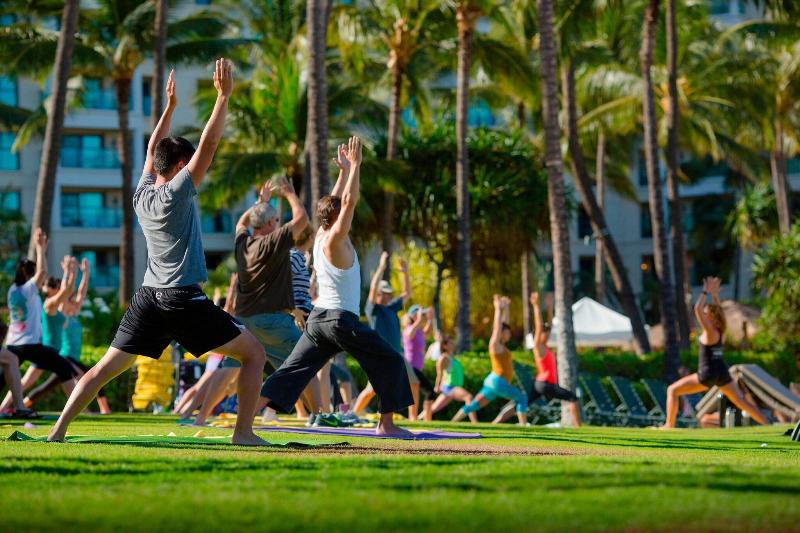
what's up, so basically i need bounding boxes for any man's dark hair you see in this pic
[153,136,195,175]
[14,258,35,286]
[45,276,60,290]
[502,322,511,332]
[317,195,342,230]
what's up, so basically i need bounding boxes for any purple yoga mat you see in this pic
[254,425,482,440]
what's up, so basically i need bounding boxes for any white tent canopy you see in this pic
[526,297,640,348]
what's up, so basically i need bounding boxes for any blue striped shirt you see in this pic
[290,248,313,313]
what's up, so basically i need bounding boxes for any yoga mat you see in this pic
[254,426,482,440]
[5,430,348,448]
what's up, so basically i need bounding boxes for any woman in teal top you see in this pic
[26,259,111,414]
[429,336,477,422]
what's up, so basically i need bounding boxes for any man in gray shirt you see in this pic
[49,61,270,446]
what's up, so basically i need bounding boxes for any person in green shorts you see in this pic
[429,336,477,422]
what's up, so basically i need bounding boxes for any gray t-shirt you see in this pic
[134,168,207,287]
[365,297,404,354]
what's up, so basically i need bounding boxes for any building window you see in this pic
[0,190,21,212]
[0,76,17,106]
[142,78,152,117]
[201,210,233,234]
[640,204,652,238]
[709,0,730,14]
[60,134,120,168]
[195,0,212,4]
[0,14,16,26]
[577,206,592,240]
[0,131,19,170]
[82,78,117,110]
[61,190,122,228]
[73,248,120,288]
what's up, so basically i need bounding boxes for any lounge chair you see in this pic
[608,376,662,426]
[579,374,626,426]
[641,378,697,428]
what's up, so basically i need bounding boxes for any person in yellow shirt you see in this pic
[453,295,528,425]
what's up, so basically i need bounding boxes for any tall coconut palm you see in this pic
[26,1,80,255]
[665,0,691,349]
[306,0,332,220]
[151,0,167,125]
[452,0,481,352]
[640,0,681,379]
[537,0,580,424]
[556,0,652,354]
[594,127,605,303]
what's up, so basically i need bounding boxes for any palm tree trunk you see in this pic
[641,0,681,380]
[562,62,652,355]
[28,0,80,256]
[454,3,476,353]
[665,0,691,350]
[595,128,605,305]
[306,0,331,221]
[116,78,135,305]
[382,65,403,259]
[151,0,168,127]
[537,0,580,426]
[521,247,531,339]
[432,260,444,330]
[771,119,792,234]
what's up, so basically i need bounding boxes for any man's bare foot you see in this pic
[376,414,415,437]
[231,431,270,446]
[47,431,65,442]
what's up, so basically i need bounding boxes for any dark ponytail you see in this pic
[14,258,35,286]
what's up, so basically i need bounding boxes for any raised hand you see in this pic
[397,257,408,273]
[166,69,176,108]
[34,228,48,249]
[344,136,362,167]
[258,182,272,204]
[425,307,434,321]
[379,251,390,268]
[332,144,351,174]
[60,255,71,273]
[276,176,295,197]
[80,258,90,273]
[493,294,501,306]
[530,292,539,306]
[213,58,234,97]
[69,257,79,274]
[501,296,511,308]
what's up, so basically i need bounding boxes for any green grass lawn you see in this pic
[1,414,799,532]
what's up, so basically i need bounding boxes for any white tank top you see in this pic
[313,232,361,315]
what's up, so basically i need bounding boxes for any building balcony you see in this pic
[62,205,122,229]
[60,146,120,169]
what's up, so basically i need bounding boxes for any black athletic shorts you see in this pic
[7,344,77,383]
[698,359,733,388]
[531,380,578,402]
[111,285,243,359]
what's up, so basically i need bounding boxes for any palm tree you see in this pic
[557,0,652,354]
[594,127,605,304]
[562,60,652,355]
[665,0,691,349]
[151,0,167,124]
[640,0,681,379]
[306,0,332,220]
[453,0,481,352]
[537,0,580,424]
[26,0,80,256]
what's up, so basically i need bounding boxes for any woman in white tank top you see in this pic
[313,233,361,316]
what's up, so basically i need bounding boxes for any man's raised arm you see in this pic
[187,58,234,187]
[276,177,309,240]
[330,144,350,197]
[144,69,176,175]
[327,136,362,243]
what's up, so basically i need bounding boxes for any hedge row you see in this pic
[24,345,798,419]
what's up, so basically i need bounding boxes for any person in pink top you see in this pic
[496,292,582,426]
[403,305,435,421]
[529,292,581,426]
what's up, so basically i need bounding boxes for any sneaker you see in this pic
[337,411,364,426]
[305,413,318,427]
[313,413,342,427]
